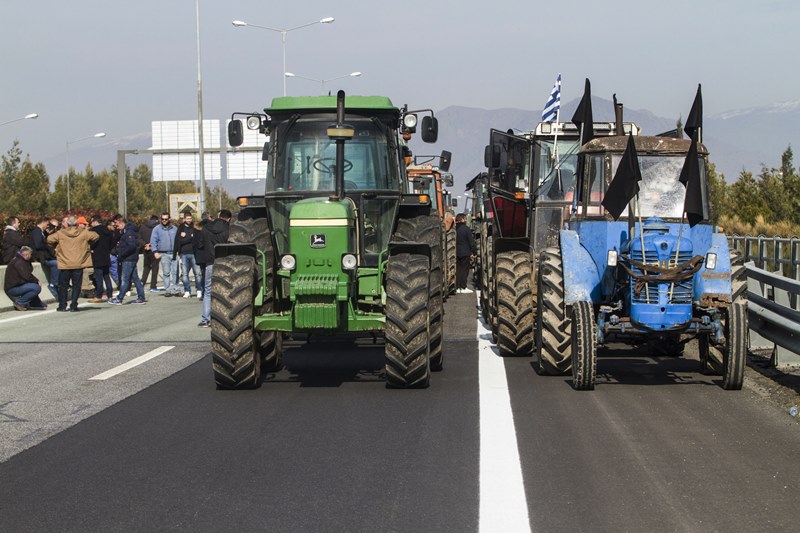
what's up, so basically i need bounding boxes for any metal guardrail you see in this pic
[729,235,800,280]
[745,261,800,368]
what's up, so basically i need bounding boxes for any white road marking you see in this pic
[0,309,57,324]
[89,346,175,380]
[478,294,532,532]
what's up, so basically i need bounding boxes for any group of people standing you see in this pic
[2,210,232,326]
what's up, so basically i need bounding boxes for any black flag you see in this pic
[684,84,702,141]
[679,138,704,227]
[602,133,641,220]
[571,78,595,146]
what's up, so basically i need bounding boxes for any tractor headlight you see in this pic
[403,113,418,130]
[246,115,261,130]
[705,253,717,270]
[342,254,357,270]
[607,250,618,267]
[280,254,296,271]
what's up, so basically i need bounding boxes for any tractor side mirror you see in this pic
[484,145,500,168]
[443,173,454,187]
[228,119,244,147]
[452,198,458,207]
[261,140,270,161]
[421,116,438,143]
[439,150,452,171]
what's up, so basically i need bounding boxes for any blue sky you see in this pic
[1,0,797,165]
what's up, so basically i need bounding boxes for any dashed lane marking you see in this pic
[89,345,175,380]
[478,294,531,532]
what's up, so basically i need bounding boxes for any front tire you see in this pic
[495,250,534,356]
[535,247,573,375]
[571,301,597,390]
[384,253,431,388]
[393,216,444,371]
[211,256,261,389]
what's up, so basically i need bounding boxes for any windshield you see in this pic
[270,118,399,193]
[535,138,580,202]
[602,154,708,219]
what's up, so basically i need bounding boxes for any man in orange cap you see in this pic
[47,215,99,311]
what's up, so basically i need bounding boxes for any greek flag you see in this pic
[541,74,561,122]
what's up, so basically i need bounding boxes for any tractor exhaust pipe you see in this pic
[614,94,624,136]
[327,90,354,200]
[335,90,346,200]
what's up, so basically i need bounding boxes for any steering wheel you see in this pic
[312,157,353,174]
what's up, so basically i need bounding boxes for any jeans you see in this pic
[456,256,471,289]
[59,269,83,310]
[110,255,119,287]
[180,253,202,292]
[201,265,213,323]
[93,266,114,298]
[118,261,145,302]
[42,259,59,288]
[7,282,42,308]
[160,254,180,294]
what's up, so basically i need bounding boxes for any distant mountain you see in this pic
[41,98,800,200]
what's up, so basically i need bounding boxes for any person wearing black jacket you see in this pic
[2,216,27,265]
[173,212,202,298]
[198,209,231,327]
[455,213,477,293]
[29,216,59,298]
[107,215,146,305]
[88,215,114,302]
[4,246,46,311]
[138,214,159,292]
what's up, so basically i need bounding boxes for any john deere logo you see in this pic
[310,234,326,248]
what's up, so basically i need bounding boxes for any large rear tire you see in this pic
[211,256,261,389]
[384,253,431,388]
[571,301,597,390]
[496,250,534,356]
[229,218,282,371]
[479,223,490,321]
[699,303,747,390]
[393,216,444,371]
[730,249,746,303]
[535,247,572,375]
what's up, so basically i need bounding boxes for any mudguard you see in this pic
[695,232,733,306]
[559,229,602,305]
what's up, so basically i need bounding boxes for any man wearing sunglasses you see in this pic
[149,213,180,297]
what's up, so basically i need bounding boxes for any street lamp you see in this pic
[0,113,38,127]
[284,71,361,94]
[232,16,335,96]
[66,132,105,211]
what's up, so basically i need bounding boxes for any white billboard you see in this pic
[225,119,269,180]
[151,120,221,181]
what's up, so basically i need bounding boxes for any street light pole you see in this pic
[195,0,206,215]
[0,113,38,127]
[284,72,361,95]
[232,17,334,96]
[66,132,105,212]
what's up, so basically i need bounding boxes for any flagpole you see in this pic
[572,121,584,218]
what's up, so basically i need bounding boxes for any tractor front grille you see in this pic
[629,251,694,305]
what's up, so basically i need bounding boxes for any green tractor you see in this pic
[213,91,444,389]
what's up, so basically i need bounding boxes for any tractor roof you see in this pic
[266,95,399,116]
[581,135,708,155]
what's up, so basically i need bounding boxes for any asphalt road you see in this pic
[0,290,798,532]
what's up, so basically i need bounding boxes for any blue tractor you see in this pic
[535,132,747,390]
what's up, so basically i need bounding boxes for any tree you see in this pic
[11,161,50,213]
[0,141,23,213]
[729,170,768,225]
[707,163,729,225]
[757,166,791,223]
